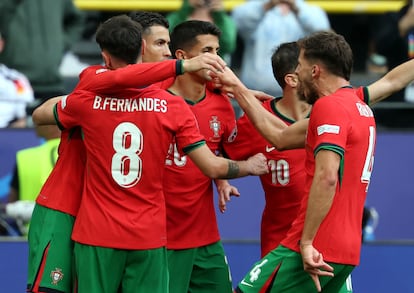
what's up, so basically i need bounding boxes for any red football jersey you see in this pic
[163,89,237,249]
[56,86,204,249]
[224,99,306,257]
[281,87,376,265]
[35,62,180,216]
[35,128,86,216]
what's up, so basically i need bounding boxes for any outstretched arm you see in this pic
[77,54,226,94]
[216,67,308,150]
[368,59,414,105]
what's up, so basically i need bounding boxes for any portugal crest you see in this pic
[50,268,64,285]
[209,116,221,139]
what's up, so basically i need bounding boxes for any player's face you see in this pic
[142,25,171,62]
[295,50,319,105]
[183,34,220,79]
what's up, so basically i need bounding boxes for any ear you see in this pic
[312,64,320,78]
[141,39,146,57]
[284,73,297,88]
[175,49,186,60]
[101,50,112,69]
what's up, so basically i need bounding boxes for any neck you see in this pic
[276,88,311,121]
[317,75,350,98]
[169,74,206,102]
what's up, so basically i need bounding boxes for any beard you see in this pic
[297,79,319,105]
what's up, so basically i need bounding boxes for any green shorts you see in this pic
[74,242,168,293]
[236,245,354,293]
[167,241,232,293]
[27,204,75,293]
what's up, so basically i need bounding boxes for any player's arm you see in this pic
[216,67,307,150]
[187,145,268,179]
[32,96,64,126]
[300,149,339,247]
[78,54,226,93]
[300,149,338,291]
[368,58,414,105]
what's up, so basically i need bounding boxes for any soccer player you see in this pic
[33,16,268,293]
[129,11,172,62]
[223,41,355,293]
[223,42,310,257]
[27,14,228,293]
[215,30,414,293]
[218,30,373,293]
[159,20,239,293]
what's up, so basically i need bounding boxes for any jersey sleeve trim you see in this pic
[314,143,345,186]
[53,104,65,130]
[183,140,206,154]
[176,60,184,75]
[362,86,370,105]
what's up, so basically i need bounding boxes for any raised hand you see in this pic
[182,53,227,80]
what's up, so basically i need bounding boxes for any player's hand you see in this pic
[217,183,240,213]
[211,66,244,95]
[249,89,275,101]
[183,53,227,80]
[300,243,334,292]
[246,153,268,176]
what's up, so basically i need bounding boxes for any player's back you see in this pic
[56,86,204,250]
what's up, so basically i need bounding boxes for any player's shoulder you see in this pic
[79,65,106,79]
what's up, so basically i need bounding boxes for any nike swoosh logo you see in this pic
[266,146,276,152]
[240,279,254,287]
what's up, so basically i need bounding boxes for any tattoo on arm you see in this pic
[226,161,240,178]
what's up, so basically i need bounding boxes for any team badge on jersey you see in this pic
[50,268,64,285]
[209,116,221,141]
[227,125,237,143]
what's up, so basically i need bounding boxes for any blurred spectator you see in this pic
[8,124,60,204]
[7,124,60,235]
[232,0,330,97]
[166,0,237,61]
[374,0,414,102]
[0,0,86,103]
[0,32,34,128]
[129,11,172,62]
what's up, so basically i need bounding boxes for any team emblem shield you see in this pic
[50,268,64,285]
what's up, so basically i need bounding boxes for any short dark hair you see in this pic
[128,11,169,35]
[170,20,221,55]
[95,14,142,64]
[297,31,353,81]
[271,42,300,89]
